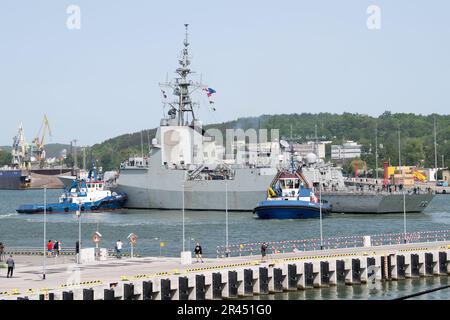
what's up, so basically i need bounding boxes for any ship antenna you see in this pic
[184,23,189,48]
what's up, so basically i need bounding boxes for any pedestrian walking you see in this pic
[194,242,203,263]
[47,240,53,257]
[0,242,4,262]
[261,242,268,262]
[115,240,123,259]
[6,255,14,278]
[53,240,60,257]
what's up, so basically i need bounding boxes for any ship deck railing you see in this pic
[321,189,435,195]
[216,229,450,258]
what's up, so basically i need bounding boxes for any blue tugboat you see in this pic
[253,171,331,219]
[16,168,127,214]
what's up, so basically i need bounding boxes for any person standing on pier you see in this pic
[53,240,60,257]
[0,242,4,262]
[6,255,14,278]
[261,242,268,262]
[194,243,203,263]
[115,240,123,259]
[47,240,53,257]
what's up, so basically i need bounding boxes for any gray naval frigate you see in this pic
[115,25,277,210]
[115,25,435,213]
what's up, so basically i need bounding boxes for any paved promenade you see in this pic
[1,240,449,298]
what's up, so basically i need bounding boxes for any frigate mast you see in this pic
[160,24,205,126]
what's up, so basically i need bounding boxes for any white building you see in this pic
[331,141,362,160]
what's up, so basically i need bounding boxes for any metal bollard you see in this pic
[195,275,206,300]
[83,288,94,300]
[62,291,73,300]
[179,277,189,300]
[123,283,134,300]
[438,252,448,275]
[212,273,222,299]
[304,263,314,288]
[287,264,298,290]
[273,268,283,292]
[142,280,153,300]
[259,267,269,294]
[367,257,376,282]
[336,260,345,285]
[104,288,115,300]
[320,261,330,286]
[161,279,171,300]
[228,271,238,298]
[396,255,406,279]
[352,259,361,284]
[411,254,420,277]
[425,253,433,276]
[243,269,254,295]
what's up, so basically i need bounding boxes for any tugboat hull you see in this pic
[16,193,128,214]
[253,200,331,219]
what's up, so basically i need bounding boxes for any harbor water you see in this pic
[1,189,450,299]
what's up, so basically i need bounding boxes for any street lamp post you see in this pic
[77,202,81,264]
[182,183,185,252]
[225,181,229,257]
[319,179,323,250]
[43,187,47,280]
[403,190,407,244]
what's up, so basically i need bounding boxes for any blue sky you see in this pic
[0,1,449,146]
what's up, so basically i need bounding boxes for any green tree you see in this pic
[0,150,12,166]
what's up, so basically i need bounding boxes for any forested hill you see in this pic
[91,112,450,171]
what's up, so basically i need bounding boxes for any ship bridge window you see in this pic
[286,180,294,188]
[99,184,103,188]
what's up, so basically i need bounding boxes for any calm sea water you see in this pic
[1,189,449,299]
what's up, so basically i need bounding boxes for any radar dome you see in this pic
[305,153,318,164]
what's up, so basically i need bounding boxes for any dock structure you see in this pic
[1,238,450,300]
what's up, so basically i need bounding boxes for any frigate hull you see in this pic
[322,193,434,214]
[116,167,273,211]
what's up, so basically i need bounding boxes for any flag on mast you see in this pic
[203,87,216,97]
[203,87,217,110]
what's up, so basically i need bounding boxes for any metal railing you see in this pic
[3,247,76,256]
[1,247,140,258]
[216,229,450,258]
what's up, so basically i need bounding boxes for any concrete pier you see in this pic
[1,240,449,300]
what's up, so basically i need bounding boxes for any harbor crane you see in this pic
[32,114,52,163]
